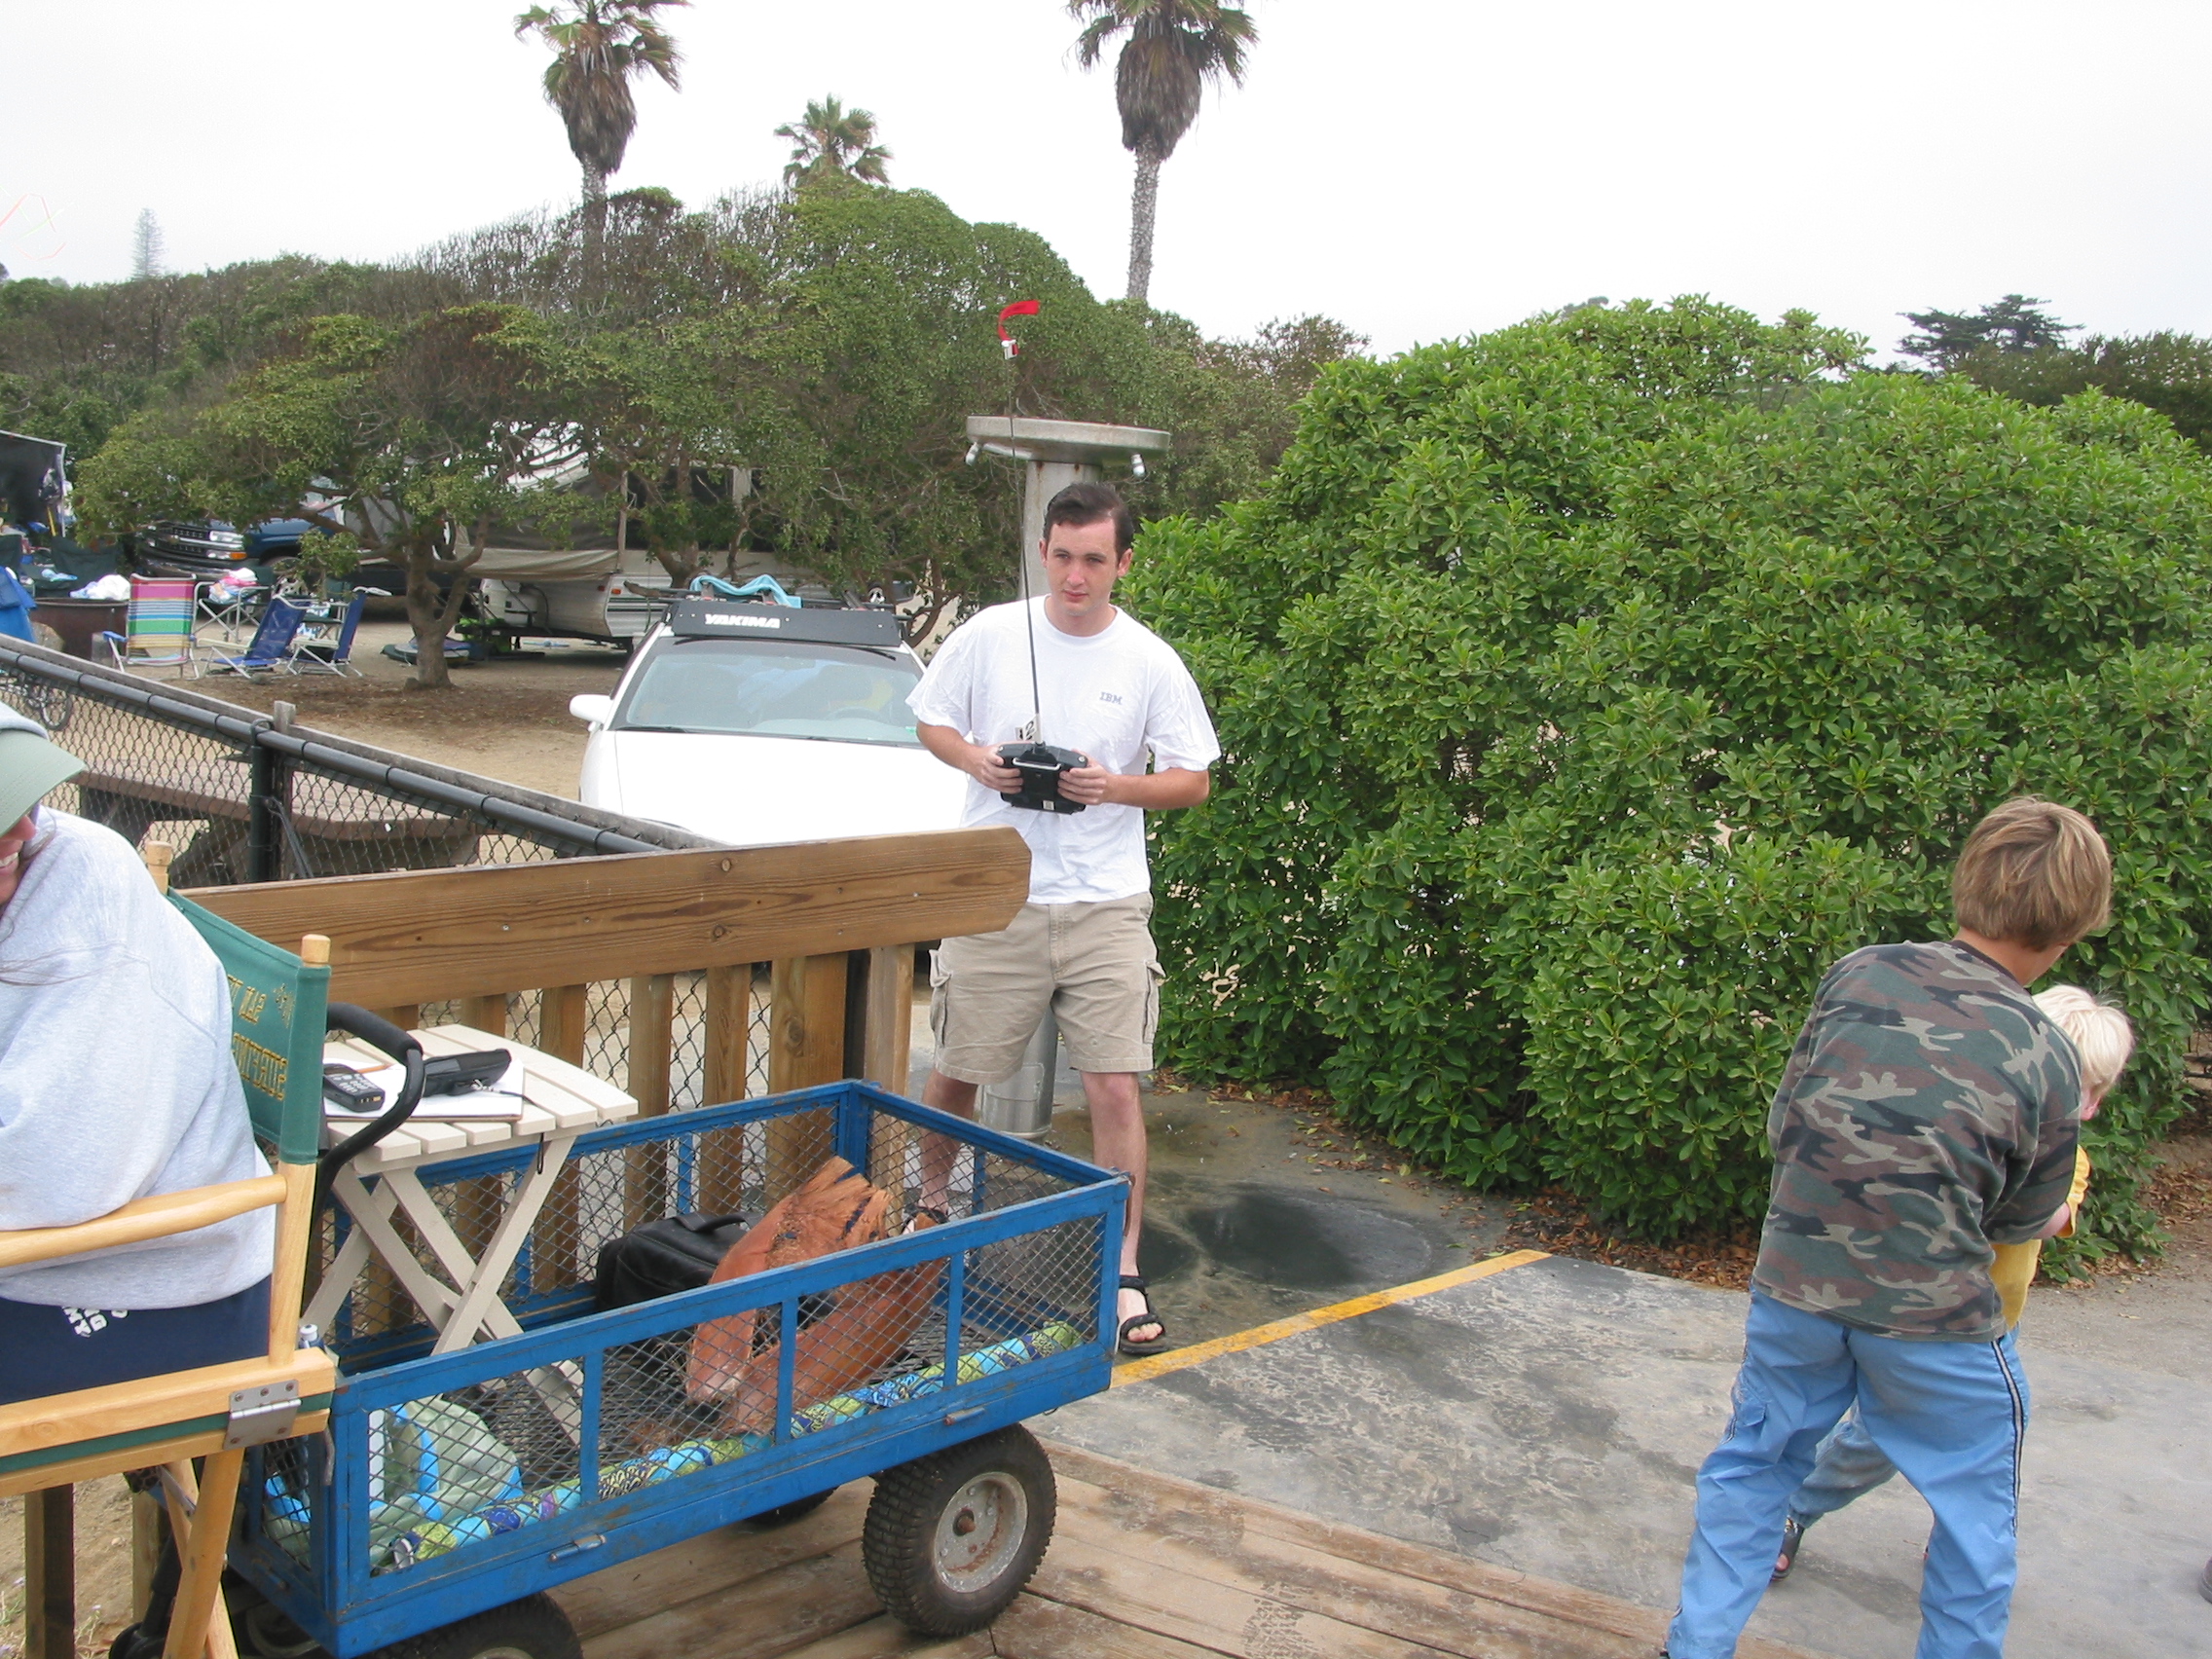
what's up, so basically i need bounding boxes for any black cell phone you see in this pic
[322,1063,386,1113]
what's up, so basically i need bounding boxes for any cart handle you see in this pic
[315,1004,425,1206]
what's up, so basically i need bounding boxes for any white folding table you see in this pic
[305,1023,638,1357]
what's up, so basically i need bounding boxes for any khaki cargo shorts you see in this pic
[929,892,1163,1085]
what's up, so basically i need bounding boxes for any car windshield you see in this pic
[614,637,923,746]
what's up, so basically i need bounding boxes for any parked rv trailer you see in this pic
[469,546,674,646]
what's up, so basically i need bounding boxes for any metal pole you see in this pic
[248,737,281,884]
[977,1008,1058,1138]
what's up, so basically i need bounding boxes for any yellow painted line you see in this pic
[1111,1248,1550,1387]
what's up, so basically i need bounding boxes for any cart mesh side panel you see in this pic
[289,1091,1108,1587]
[319,1100,1104,1367]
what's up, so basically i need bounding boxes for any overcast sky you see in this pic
[11,1,2211,360]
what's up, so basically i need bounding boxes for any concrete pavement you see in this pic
[1049,1253,2212,1659]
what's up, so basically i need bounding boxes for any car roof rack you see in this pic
[665,598,904,647]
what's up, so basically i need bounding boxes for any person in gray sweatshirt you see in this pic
[0,703,273,1405]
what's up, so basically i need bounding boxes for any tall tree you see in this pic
[1069,0,1256,306]
[1955,330,2212,453]
[79,306,602,690]
[514,1,686,276]
[130,210,165,279]
[775,97,893,189]
[1899,294,2075,371]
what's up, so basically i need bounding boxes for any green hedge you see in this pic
[1125,299,2212,1258]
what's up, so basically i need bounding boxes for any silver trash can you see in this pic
[976,1010,1058,1138]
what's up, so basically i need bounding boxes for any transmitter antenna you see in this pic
[985,300,1087,815]
[1021,466,1046,744]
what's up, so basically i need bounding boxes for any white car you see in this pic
[570,599,967,847]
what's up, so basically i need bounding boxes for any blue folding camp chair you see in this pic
[290,592,366,677]
[0,568,37,643]
[201,596,308,678]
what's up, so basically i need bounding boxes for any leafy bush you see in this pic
[1125,298,2212,1257]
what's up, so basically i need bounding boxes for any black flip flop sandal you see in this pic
[1771,1516,1807,1583]
[1117,1273,1170,1356]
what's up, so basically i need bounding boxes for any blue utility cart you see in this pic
[230,1080,1125,1657]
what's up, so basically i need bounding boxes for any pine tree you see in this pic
[131,209,165,279]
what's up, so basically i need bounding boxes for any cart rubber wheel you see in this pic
[751,1488,837,1527]
[862,1424,1055,1636]
[358,1595,580,1659]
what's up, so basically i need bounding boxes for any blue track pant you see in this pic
[1666,1291,2029,1659]
[1790,1410,1900,1526]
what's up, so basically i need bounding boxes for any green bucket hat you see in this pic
[0,703,86,828]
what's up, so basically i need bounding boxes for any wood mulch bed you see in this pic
[1165,1062,2212,1295]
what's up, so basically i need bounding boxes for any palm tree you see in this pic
[1068,0,1256,306]
[775,97,894,189]
[514,0,686,271]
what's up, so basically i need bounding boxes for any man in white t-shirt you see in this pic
[908,480,1219,1355]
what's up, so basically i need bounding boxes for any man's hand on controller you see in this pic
[964,742,1022,793]
[1058,760,1113,806]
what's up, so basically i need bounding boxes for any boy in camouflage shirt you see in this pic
[1665,799,2109,1659]
[1768,985,2127,1583]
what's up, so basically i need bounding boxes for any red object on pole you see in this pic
[998,299,1040,357]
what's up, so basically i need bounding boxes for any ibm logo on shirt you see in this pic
[1098,691,1123,705]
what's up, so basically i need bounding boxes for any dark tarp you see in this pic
[0,431,67,528]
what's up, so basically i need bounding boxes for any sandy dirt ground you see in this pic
[204,615,630,799]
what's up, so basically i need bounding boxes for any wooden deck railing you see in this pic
[191,827,1030,1107]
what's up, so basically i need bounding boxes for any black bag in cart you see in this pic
[592,1211,751,1311]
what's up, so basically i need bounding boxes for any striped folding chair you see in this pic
[98,577,199,676]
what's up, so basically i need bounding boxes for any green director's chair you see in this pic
[0,843,423,1659]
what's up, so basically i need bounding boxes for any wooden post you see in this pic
[858,944,914,1095]
[535,984,590,1285]
[459,994,509,1037]
[24,1486,73,1659]
[770,955,850,1092]
[853,944,916,1190]
[536,984,588,1066]
[625,974,675,1227]
[360,961,423,1336]
[451,990,513,1256]
[768,954,849,1196]
[702,966,749,1105]
[628,975,676,1119]
[699,966,752,1214]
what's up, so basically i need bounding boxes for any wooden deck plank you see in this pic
[1044,1445,1825,1659]
[545,1445,1832,1659]
[991,1593,1231,1658]
[776,1616,990,1658]
[576,1539,879,1659]
[1051,1476,1643,1659]
[1026,1530,1460,1659]
[552,1489,867,1639]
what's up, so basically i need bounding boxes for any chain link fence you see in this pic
[0,638,784,1098]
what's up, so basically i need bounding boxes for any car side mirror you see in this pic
[570,693,616,727]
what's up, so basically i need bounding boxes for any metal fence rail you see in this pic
[0,638,782,1097]
[0,638,705,881]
